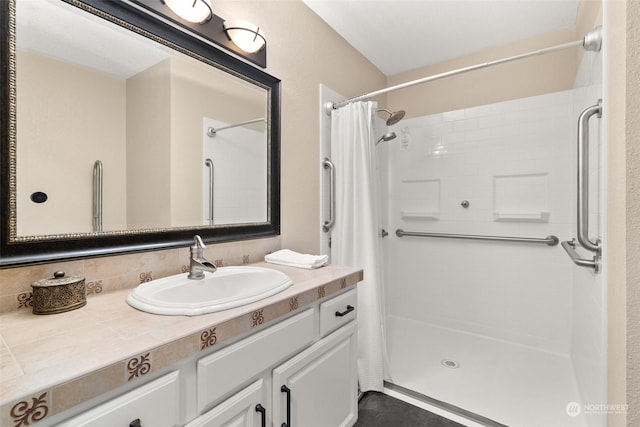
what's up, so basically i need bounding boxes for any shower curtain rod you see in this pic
[326,26,602,113]
[207,118,266,137]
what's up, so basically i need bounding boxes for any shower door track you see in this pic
[384,381,508,427]
[395,229,559,246]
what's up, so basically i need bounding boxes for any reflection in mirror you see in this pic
[1,0,281,266]
[203,117,267,225]
[16,0,268,236]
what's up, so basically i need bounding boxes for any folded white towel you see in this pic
[265,249,328,269]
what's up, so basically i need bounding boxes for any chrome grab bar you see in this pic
[92,160,103,232]
[562,100,602,272]
[322,158,336,232]
[561,239,599,272]
[205,158,214,225]
[577,100,602,254]
[395,229,559,246]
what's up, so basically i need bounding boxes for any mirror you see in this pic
[0,0,281,267]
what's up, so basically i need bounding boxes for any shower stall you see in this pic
[320,26,606,427]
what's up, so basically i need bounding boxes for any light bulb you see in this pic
[224,20,266,54]
[163,0,212,24]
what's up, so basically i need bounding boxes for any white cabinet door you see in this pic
[272,321,358,427]
[186,380,267,427]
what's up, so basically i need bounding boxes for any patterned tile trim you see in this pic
[16,293,32,310]
[127,352,152,381]
[85,280,103,295]
[0,271,362,425]
[139,272,153,284]
[251,309,265,327]
[200,328,218,350]
[8,392,49,427]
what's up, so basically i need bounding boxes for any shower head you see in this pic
[377,108,406,126]
[376,132,397,145]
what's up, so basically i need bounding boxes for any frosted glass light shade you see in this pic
[163,0,212,24]
[223,20,266,53]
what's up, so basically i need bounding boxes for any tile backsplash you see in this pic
[0,237,280,314]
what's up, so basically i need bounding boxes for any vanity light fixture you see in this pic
[223,20,266,53]
[162,0,212,24]
[130,0,267,67]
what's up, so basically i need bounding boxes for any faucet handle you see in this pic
[193,235,206,249]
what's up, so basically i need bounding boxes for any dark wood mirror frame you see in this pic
[0,0,281,267]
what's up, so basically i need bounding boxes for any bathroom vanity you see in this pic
[0,263,361,427]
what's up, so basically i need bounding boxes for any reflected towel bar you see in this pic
[395,229,559,246]
[207,118,265,137]
[205,158,214,225]
[92,160,103,232]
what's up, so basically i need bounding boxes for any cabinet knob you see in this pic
[129,419,141,427]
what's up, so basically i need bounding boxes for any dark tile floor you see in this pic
[355,392,467,427]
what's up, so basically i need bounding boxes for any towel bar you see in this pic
[395,229,559,246]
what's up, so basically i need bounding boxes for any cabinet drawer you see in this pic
[197,309,314,412]
[319,289,357,337]
[57,371,180,427]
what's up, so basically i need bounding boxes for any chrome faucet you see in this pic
[188,235,217,279]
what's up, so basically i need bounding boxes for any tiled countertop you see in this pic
[0,262,362,426]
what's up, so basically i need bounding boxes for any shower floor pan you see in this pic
[386,315,589,427]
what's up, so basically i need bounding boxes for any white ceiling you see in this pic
[302,0,581,76]
[17,0,169,78]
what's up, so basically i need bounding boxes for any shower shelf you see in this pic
[493,211,550,222]
[400,211,440,220]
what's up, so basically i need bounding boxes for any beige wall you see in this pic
[608,0,640,424]
[126,59,172,229]
[216,0,387,253]
[626,0,640,420]
[16,52,127,235]
[386,28,579,118]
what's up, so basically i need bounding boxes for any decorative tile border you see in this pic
[85,280,103,295]
[127,352,152,381]
[16,292,32,310]
[251,309,265,327]
[0,268,361,425]
[8,392,49,427]
[138,272,153,284]
[200,328,218,350]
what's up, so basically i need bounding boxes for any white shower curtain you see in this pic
[330,101,385,392]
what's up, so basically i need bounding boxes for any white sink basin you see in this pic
[126,266,293,316]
